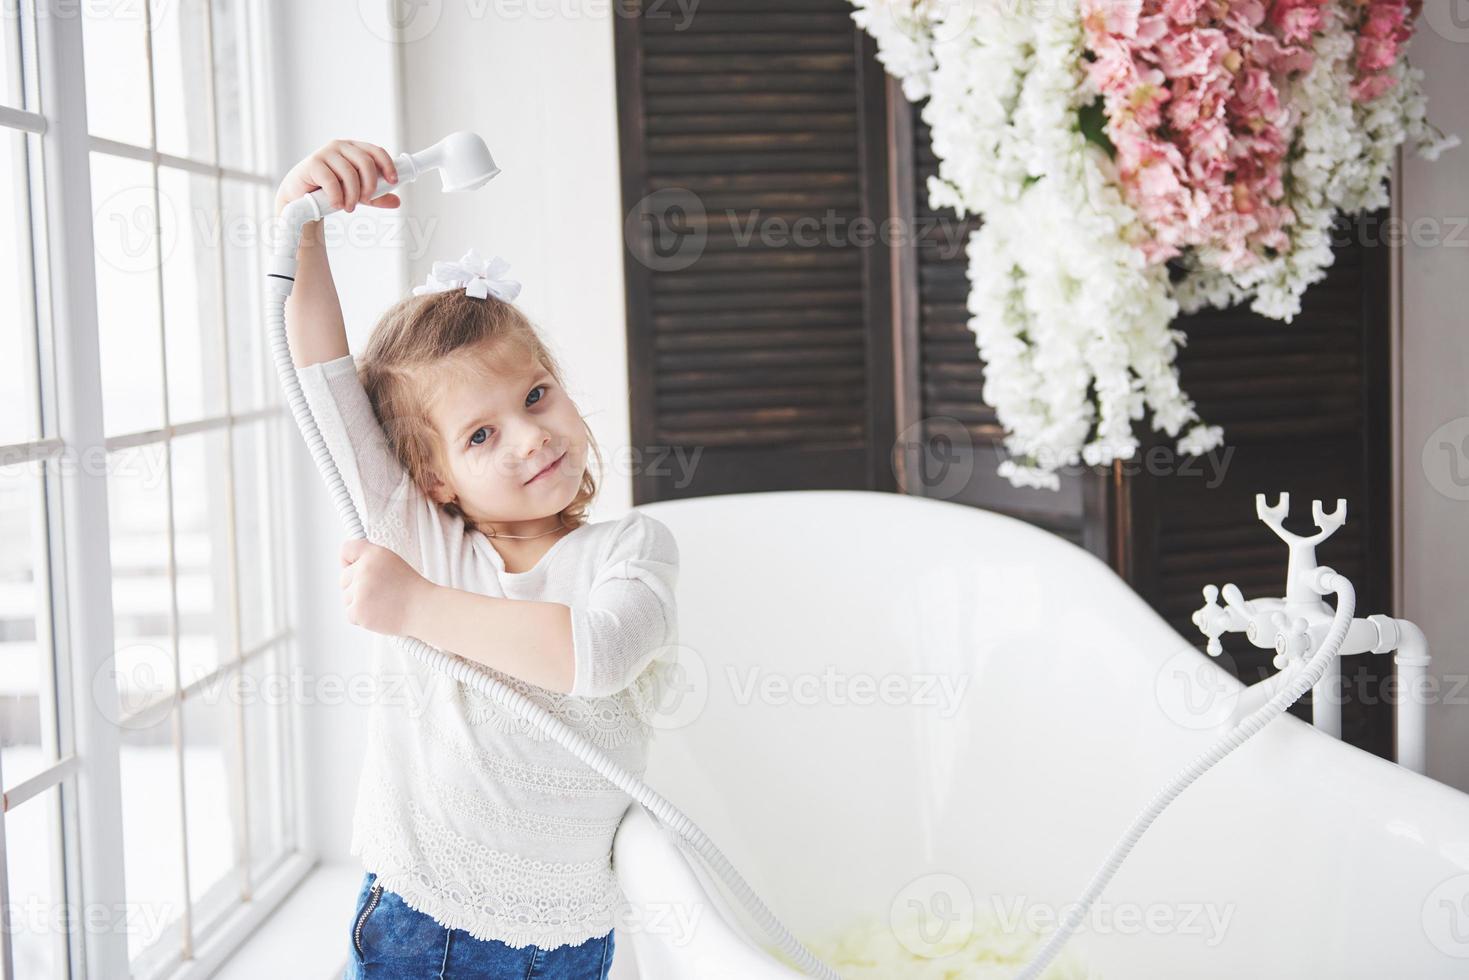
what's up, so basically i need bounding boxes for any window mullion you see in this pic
[32,2,130,978]
[0,750,12,979]
[132,0,201,965]
[200,0,254,905]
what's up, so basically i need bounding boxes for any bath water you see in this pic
[763,907,1097,980]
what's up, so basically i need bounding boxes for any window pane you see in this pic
[222,178,266,413]
[183,686,240,935]
[4,784,67,978]
[1,128,41,445]
[92,153,165,438]
[257,183,280,410]
[210,0,258,172]
[160,166,227,425]
[0,463,55,788]
[81,0,153,148]
[0,2,22,110]
[151,0,213,164]
[119,711,186,967]
[107,443,177,714]
[245,643,290,883]
[171,430,234,680]
[232,420,279,653]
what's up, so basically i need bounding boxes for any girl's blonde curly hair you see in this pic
[355,288,601,537]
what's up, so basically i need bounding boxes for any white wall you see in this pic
[1400,18,1469,795]
[395,2,635,519]
[273,2,631,863]
[270,0,408,863]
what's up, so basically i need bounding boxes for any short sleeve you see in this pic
[295,353,438,572]
[567,512,679,700]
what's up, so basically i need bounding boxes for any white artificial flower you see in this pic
[854,0,1450,489]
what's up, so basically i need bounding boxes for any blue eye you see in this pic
[528,384,548,406]
[468,426,490,448]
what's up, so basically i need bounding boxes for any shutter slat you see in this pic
[642,14,855,34]
[653,269,859,292]
[655,424,865,447]
[656,346,864,370]
[650,152,856,173]
[649,171,857,192]
[644,53,853,74]
[647,92,857,114]
[643,31,854,54]
[646,113,857,135]
[654,287,860,313]
[645,72,854,94]
[659,384,864,410]
[658,365,867,392]
[653,325,864,346]
[661,404,864,430]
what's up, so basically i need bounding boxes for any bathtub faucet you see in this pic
[1190,492,1430,774]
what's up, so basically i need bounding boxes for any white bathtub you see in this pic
[608,489,1469,979]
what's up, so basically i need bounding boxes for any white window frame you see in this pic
[3,2,315,979]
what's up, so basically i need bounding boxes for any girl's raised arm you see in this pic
[275,139,401,369]
[276,140,446,571]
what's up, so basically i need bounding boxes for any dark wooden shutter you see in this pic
[1127,215,1395,757]
[613,0,897,501]
[891,98,1110,554]
[615,14,1395,759]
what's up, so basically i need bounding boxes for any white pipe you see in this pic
[1312,654,1342,739]
[1393,619,1430,775]
[266,134,842,980]
[1219,660,1303,731]
[1014,567,1358,979]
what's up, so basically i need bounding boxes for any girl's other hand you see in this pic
[275,138,402,217]
[340,538,435,638]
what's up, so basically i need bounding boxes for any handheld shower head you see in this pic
[275,131,500,247]
[409,131,500,192]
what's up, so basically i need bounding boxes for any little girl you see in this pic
[275,139,679,979]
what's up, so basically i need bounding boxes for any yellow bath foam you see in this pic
[764,907,1097,980]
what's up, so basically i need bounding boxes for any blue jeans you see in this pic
[344,871,615,979]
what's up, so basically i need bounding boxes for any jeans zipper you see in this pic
[353,882,384,960]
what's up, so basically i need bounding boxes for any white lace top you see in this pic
[297,353,679,951]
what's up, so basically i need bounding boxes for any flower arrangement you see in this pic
[851,0,1456,490]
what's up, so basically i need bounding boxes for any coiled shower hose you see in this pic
[1014,569,1357,979]
[267,198,1358,980]
[264,222,845,980]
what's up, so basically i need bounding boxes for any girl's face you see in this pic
[423,349,587,532]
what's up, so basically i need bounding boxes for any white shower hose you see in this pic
[263,254,845,980]
[267,209,1357,980]
[1014,568,1356,979]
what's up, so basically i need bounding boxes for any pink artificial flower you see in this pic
[1080,0,1331,271]
[1349,73,1398,102]
[1348,0,1424,103]
[1267,0,1324,42]
[1160,0,1209,26]
[1083,0,1143,38]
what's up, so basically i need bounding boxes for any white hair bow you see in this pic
[412,247,522,302]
